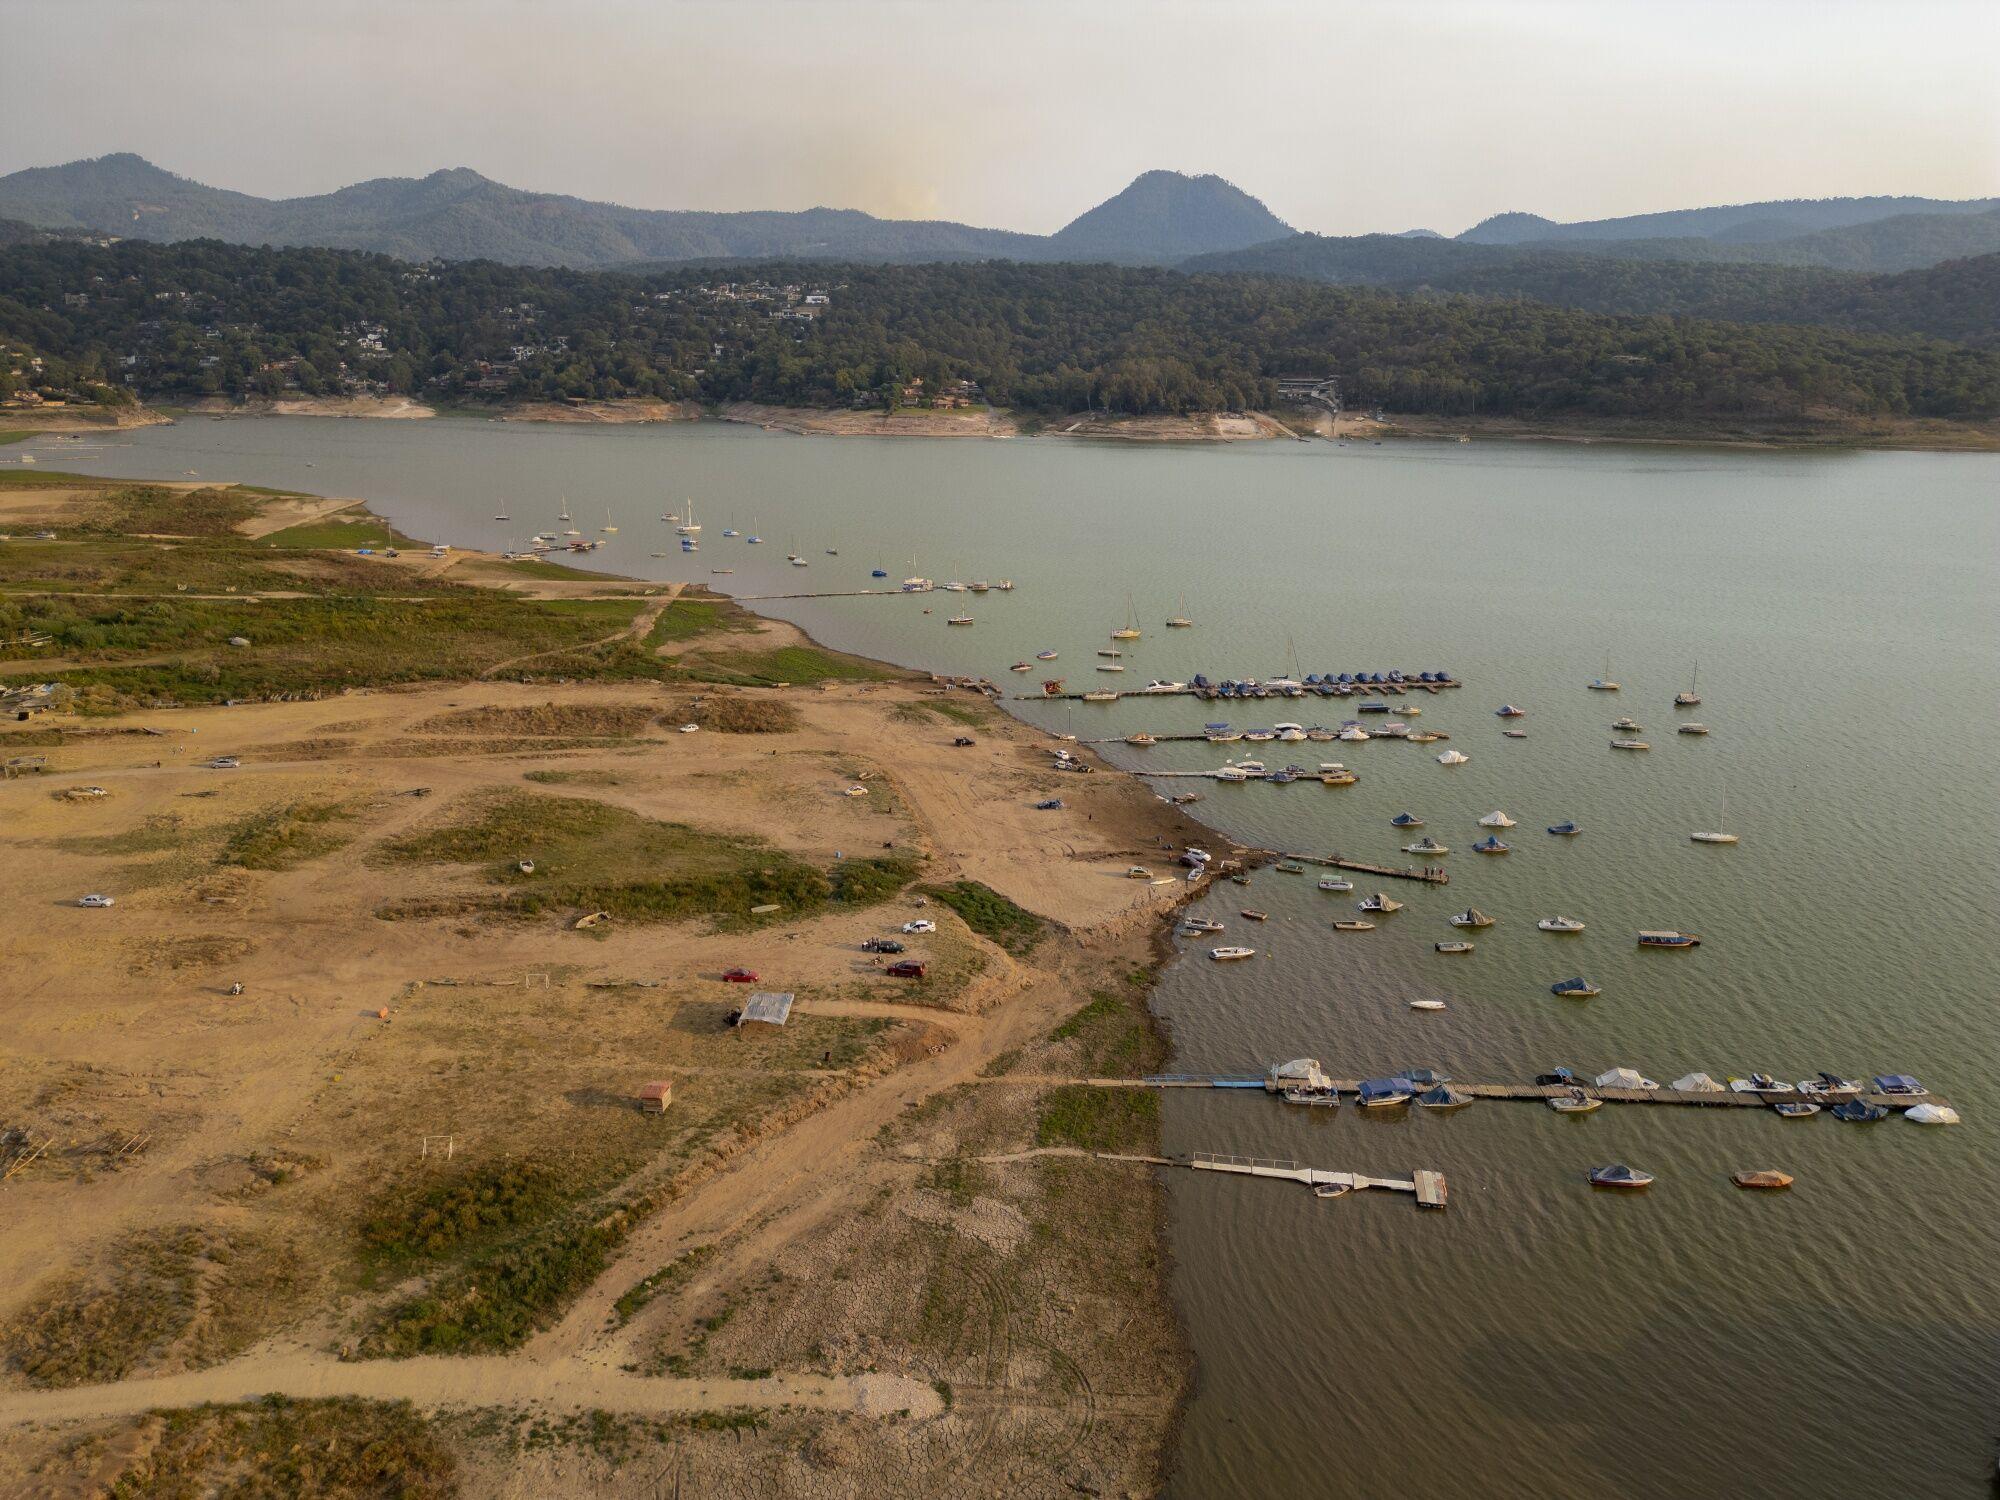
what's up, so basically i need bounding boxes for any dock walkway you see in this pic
[1127,1074,1944,1113]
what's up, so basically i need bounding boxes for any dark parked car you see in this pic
[862,938,906,954]
[885,960,927,979]
[720,967,759,983]
[1034,798,1064,810]
[952,736,976,747]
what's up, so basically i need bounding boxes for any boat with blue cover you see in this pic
[1358,1077,1417,1107]
[1471,835,1510,854]
[1547,821,1581,836]
[1831,1100,1890,1123]
[1551,977,1601,998]
[1637,930,1700,948]
[1390,812,1424,829]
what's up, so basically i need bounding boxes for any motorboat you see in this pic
[1771,1101,1821,1118]
[1669,1072,1724,1093]
[1610,738,1650,751]
[1319,767,1357,786]
[1612,717,1643,731]
[1551,977,1601,998]
[1448,908,1494,929]
[1181,918,1225,934]
[1588,1164,1654,1189]
[1733,1171,1794,1189]
[1143,680,1185,693]
[1282,1088,1340,1108]
[1436,749,1470,766]
[1416,1086,1474,1111]
[1434,941,1474,954]
[1637,930,1700,948]
[1547,821,1581,836]
[1549,1090,1601,1115]
[1332,920,1375,932]
[1403,838,1448,855]
[947,614,973,626]
[1390,812,1424,829]
[1871,1074,1928,1097]
[1095,663,1125,672]
[1502,729,1527,739]
[1797,1073,1862,1101]
[1905,1103,1961,1125]
[1690,830,1738,844]
[1537,917,1586,933]
[1126,732,1156,746]
[1471,835,1510,855]
[1495,705,1525,718]
[1337,726,1370,741]
[1036,650,1059,661]
[1318,877,1355,892]
[1830,1100,1890,1122]
[1477,811,1516,827]
[1594,1067,1659,1091]
[1081,690,1119,702]
[1240,909,1269,921]
[1357,1077,1417,1107]
[1358,893,1403,914]
[1213,767,1249,783]
[1410,999,1449,1011]
[1675,665,1701,706]
[1407,730,1443,743]
[1244,731,1276,742]
[1729,1073,1790,1095]
[1010,662,1032,672]
[872,568,889,578]
[1208,946,1256,962]
[1678,723,1710,735]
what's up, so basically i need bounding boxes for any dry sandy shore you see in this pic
[0,484,1224,1494]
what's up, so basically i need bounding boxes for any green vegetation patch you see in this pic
[95,484,261,537]
[218,799,357,870]
[923,880,1046,954]
[612,1244,717,1327]
[261,508,418,549]
[646,594,760,646]
[1048,985,1166,1077]
[377,791,913,925]
[1034,1084,1158,1152]
[670,644,895,687]
[104,1396,455,1497]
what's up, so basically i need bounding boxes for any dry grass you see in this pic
[409,702,661,738]
[663,694,801,734]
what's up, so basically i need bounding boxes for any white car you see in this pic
[902,919,937,935]
[77,894,115,908]
[207,756,241,769]
[678,724,700,734]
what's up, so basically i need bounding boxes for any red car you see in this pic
[885,960,927,979]
[720,967,759,983]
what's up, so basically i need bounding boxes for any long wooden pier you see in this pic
[1128,1074,1945,1114]
[1269,850,1450,885]
[1023,680,1459,703]
[1186,1152,1443,1208]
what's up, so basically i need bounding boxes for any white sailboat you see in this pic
[1690,787,1738,844]
[676,500,700,536]
[601,510,618,534]
[1165,594,1193,629]
[1675,663,1701,707]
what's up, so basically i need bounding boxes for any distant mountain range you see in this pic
[0,155,1285,269]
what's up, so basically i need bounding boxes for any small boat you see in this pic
[1125,732,1156,746]
[746,535,763,544]
[1333,920,1375,932]
[1471,835,1509,855]
[1409,999,1448,1011]
[1181,918,1225,934]
[1081,690,1118,702]
[518,859,535,875]
[1319,768,1357,786]
[1448,908,1493,929]
[947,614,974,626]
[1871,1074,1929,1097]
[1357,1077,1417,1108]
[1477,810,1516,828]
[1797,1073,1862,1101]
[1905,1103,1961,1125]
[494,512,510,521]
[1435,749,1470,766]
[1732,1170,1794,1189]
[1588,658,1620,692]
[1495,705,1525,718]
[1612,716,1643,731]
[1240,909,1269,921]
[1547,821,1581,836]
[1407,730,1442,743]
[1095,663,1126,673]
[1275,860,1305,874]
[1390,812,1424,829]
[1690,830,1738,844]
[1111,594,1142,641]
[723,529,739,537]
[1097,648,1123,658]
[1588,1164,1653,1189]
[1771,1101,1821,1118]
[1282,1088,1340,1108]
[1678,722,1710,735]
[1610,739,1651,751]
[1830,1100,1890,1123]
[1675,664,1701,707]
[1165,594,1193,628]
[1228,873,1251,885]
[1010,662,1032,672]
[1036,650,1059,661]
[1337,726,1370,741]
[872,568,889,578]
[1417,1085,1474,1110]
[1637,930,1700,948]
[1434,941,1474,954]
[1313,1181,1352,1198]
[1358,893,1402,913]
[1550,1090,1601,1115]
[1403,838,1448,855]
[1537,917,1586,933]
[1502,729,1527,739]
[1550,977,1600,998]
[1209,946,1256,962]
[1317,877,1354,892]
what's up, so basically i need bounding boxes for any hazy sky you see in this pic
[4,0,1995,235]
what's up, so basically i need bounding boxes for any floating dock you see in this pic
[1268,850,1450,885]
[1023,678,1459,704]
[1129,1074,1945,1113]
[1187,1152,1440,1207]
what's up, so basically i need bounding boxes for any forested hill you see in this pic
[4,238,1997,424]
[1184,236,2000,347]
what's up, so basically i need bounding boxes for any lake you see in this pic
[28,414,2000,1496]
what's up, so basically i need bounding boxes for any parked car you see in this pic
[885,961,927,979]
[206,756,240,769]
[901,919,936,935]
[720,967,759,983]
[1034,798,1064,810]
[862,938,906,954]
[77,894,115,908]
[952,736,975,747]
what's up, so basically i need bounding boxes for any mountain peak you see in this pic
[1050,170,1292,264]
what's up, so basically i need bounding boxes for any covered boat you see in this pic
[1404,837,1449,855]
[1733,1170,1793,1190]
[1267,1058,1334,1094]
[1436,749,1470,765]
[1551,977,1600,997]
[1831,1100,1890,1123]
[1637,930,1701,948]
[1588,1164,1653,1189]
[1547,821,1581,836]
[1669,1072,1724,1093]
[1905,1103,1961,1125]
[1471,836,1510,854]
[1416,1085,1475,1111]
[1358,892,1403,913]
[1449,908,1494,929]
[1594,1067,1659,1091]
[1549,1089,1601,1115]
[1477,810,1516,827]
[1390,812,1424,828]
[1434,941,1474,954]
[1357,1076,1417,1107]
[1871,1074,1928,1097]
